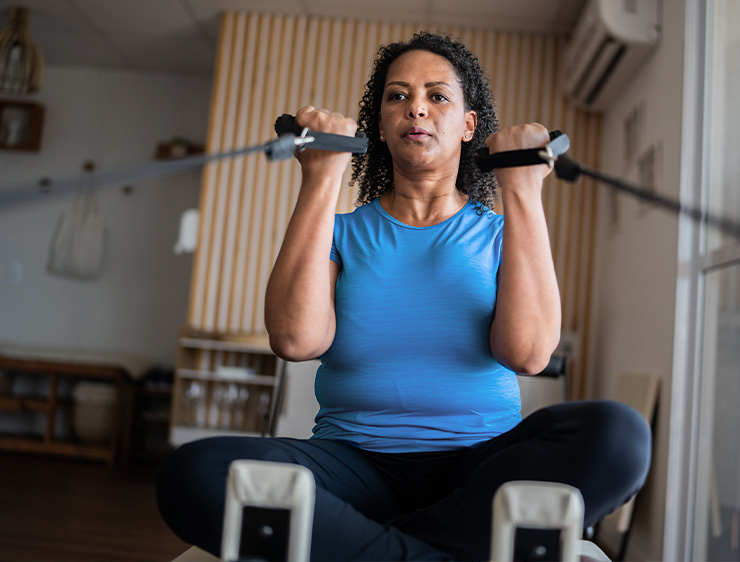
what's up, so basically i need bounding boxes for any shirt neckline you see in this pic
[372,197,473,230]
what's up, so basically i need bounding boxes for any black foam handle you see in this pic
[274,114,305,136]
[274,114,368,155]
[475,130,569,172]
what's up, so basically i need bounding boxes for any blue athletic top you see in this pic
[311,197,521,452]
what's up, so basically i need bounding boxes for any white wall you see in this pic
[586,3,686,560]
[0,66,212,367]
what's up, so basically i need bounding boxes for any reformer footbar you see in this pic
[220,461,609,562]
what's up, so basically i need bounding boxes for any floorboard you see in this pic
[0,453,189,561]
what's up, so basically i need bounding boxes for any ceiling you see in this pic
[0,0,587,75]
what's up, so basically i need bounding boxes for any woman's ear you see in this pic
[463,110,477,142]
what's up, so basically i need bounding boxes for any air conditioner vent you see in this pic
[562,0,659,112]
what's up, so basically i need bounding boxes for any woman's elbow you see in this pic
[508,352,553,376]
[267,326,333,362]
[492,336,559,375]
[267,334,311,362]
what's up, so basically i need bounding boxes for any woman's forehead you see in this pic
[385,50,461,85]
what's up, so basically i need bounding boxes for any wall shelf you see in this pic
[176,368,277,386]
[0,99,44,152]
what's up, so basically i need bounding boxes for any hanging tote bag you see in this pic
[48,169,105,279]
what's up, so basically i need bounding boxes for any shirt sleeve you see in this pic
[330,238,342,267]
[329,216,343,267]
[493,215,504,285]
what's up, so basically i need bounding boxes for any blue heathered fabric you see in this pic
[311,197,522,452]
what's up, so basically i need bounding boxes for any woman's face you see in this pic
[379,49,477,175]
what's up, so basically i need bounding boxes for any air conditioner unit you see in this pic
[562,0,660,112]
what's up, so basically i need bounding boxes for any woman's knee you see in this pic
[158,438,229,489]
[156,436,293,552]
[548,400,651,485]
[582,400,652,487]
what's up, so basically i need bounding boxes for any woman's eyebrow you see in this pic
[384,80,455,90]
[425,81,455,89]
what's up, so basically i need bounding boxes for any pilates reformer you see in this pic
[4,118,730,561]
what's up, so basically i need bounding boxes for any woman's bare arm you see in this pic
[487,123,561,374]
[264,106,355,361]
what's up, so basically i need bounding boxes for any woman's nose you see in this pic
[407,101,427,118]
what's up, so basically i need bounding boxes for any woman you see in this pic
[157,32,650,561]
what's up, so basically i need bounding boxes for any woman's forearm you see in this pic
[490,185,561,374]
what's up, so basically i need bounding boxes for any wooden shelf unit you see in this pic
[170,329,286,447]
[0,355,126,465]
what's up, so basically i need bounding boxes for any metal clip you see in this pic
[537,144,555,170]
[296,127,315,152]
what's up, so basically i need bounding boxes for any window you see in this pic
[666,2,740,559]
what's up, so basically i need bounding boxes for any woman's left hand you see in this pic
[484,123,553,195]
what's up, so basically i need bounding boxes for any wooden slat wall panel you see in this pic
[188,13,601,399]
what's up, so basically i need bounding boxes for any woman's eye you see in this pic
[388,92,406,101]
[431,93,449,102]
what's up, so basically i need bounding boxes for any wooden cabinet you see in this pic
[169,329,286,447]
[0,355,125,465]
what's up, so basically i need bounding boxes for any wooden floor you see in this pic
[0,452,189,561]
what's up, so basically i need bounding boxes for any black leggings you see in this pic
[156,400,651,561]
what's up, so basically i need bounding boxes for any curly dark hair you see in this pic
[351,31,499,208]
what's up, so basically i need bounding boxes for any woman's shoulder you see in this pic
[335,198,380,223]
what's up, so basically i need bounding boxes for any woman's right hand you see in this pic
[294,105,358,180]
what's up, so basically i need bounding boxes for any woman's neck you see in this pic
[378,176,468,227]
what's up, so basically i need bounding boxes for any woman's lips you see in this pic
[403,126,431,139]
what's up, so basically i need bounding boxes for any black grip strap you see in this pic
[475,130,570,172]
[274,114,368,155]
[475,147,545,171]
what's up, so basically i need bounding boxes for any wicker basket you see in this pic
[72,381,116,443]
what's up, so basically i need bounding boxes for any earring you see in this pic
[380,134,385,141]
